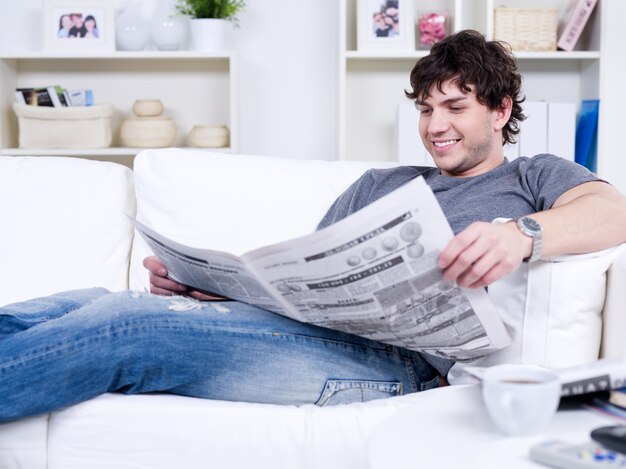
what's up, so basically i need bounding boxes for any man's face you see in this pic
[416,79,507,178]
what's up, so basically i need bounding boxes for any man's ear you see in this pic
[494,96,513,131]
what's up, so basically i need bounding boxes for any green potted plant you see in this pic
[176,0,246,50]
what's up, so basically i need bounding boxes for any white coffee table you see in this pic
[368,384,616,468]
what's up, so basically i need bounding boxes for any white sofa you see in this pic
[1,149,625,469]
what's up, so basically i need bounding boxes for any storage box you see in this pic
[13,103,113,149]
[494,7,559,51]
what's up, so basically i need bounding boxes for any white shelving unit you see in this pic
[0,50,238,164]
[338,0,626,192]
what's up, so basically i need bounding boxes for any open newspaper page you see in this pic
[134,176,511,361]
[134,220,291,315]
[242,176,510,361]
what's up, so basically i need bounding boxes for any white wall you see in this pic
[0,0,339,160]
[234,0,338,160]
[598,0,626,194]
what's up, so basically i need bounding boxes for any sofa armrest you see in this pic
[0,156,135,306]
[600,245,626,358]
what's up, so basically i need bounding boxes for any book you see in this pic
[133,176,512,362]
[585,397,626,422]
[63,89,73,107]
[395,102,433,166]
[547,102,576,161]
[66,89,94,106]
[46,85,69,107]
[557,0,599,52]
[574,99,599,172]
[15,87,55,107]
[519,101,548,157]
[610,387,626,409]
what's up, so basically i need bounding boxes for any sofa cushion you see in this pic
[46,391,425,469]
[449,244,626,381]
[129,149,396,291]
[0,156,135,306]
[0,416,47,469]
[599,247,626,358]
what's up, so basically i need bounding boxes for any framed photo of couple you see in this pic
[43,0,115,52]
[357,0,415,51]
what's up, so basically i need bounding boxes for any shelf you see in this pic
[345,50,601,60]
[0,51,235,60]
[514,51,600,60]
[0,50,238,155]
[345,50,430,60]
[338,0,607,165]
[0,147,231,157]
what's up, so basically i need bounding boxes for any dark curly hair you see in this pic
[405,29,525,146]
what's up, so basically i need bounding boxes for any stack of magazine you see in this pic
[15,86,94,107]
[586,386,626,421]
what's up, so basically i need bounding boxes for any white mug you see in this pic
[481,364,561,436]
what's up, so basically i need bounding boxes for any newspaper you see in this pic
[134,176,511,362]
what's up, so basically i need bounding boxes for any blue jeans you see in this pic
[0,288,440,423]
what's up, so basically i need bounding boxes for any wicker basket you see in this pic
[494,7,559,51]
[13,103,113,149]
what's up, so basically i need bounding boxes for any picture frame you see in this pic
[43,0,115,52]
[357,0,415,51]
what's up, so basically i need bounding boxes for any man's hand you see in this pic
[143,255,227,301]
[438,221,532,288]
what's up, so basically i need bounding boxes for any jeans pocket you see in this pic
[315,379,403,407]
[419,374,441,391]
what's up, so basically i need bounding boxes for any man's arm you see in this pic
[439,181,626,289]
[535,181,626,255]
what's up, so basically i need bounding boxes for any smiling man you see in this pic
[316,29,626,291]
[147,29,626,392]
[3,30,626,424]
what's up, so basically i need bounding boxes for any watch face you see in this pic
[521,217,541,233]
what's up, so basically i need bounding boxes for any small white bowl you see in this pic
[187,125,230,148]
[132,99,164,117]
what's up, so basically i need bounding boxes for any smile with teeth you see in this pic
[433,139,459,147]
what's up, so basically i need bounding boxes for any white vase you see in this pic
[116,0,150,51]
[151,0,187,51]
[190,18,227,51]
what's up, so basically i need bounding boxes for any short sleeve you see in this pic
[316,166,427,231]
[316,170,376,231]
[519,155,601,211]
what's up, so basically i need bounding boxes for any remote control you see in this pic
[529,440,626,468]
[591,426,626,455]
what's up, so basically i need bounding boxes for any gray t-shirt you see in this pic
[316,155,600,375]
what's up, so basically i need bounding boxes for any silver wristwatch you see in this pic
[516,217,543,263]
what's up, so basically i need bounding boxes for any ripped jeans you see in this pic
[0,288,440,423]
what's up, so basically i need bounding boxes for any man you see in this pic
[68,13,86,38]
[1,30,625,423]
[147,27,626,378]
